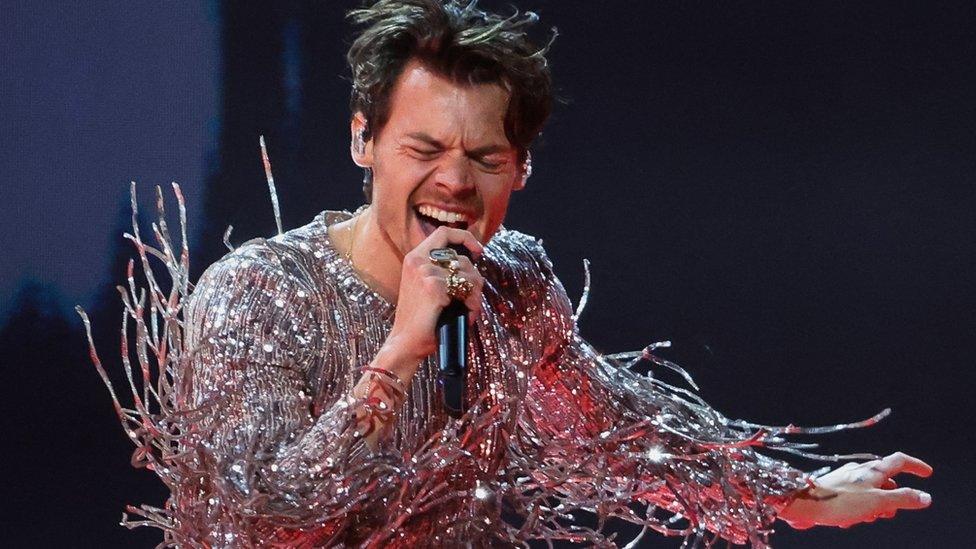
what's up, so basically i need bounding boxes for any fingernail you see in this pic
[919,492,931,505]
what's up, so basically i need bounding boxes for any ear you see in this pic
[350,112,374,168]
[512,150,531,191]
[512,172,527,191]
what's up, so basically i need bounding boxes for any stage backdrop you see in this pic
[2,1,972,546]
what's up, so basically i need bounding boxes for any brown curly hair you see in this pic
[346,0,556,199]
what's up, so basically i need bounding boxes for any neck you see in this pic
[344,207,404,303]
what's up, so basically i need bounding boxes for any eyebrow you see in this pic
[405,132,510,157]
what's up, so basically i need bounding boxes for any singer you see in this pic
[87,1,932,547]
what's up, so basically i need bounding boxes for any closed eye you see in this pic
[409,147,440,159]
[477,158,503,170]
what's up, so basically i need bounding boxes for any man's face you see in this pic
[354,58,524,258]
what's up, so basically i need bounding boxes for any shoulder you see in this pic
[482,227,571,308]
[197,216,331,289]
[189,217,332,316]
[483,228,577,346]
[182,219,331,370]
[487,227,547,256]
[483,228,556,280]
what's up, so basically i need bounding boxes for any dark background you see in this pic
[2,1,972,546]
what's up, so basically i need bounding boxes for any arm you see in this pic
[82,233,410,545]
[171,223,488,544]
[87,205,495,546]
[519,332,806,545]
[508,234,929,546]
[174,248,404,542]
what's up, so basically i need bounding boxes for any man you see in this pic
[89,1,931,546]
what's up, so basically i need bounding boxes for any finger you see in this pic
[452,258,482,285]
[873,452,933,479]
[881,478,898,490]
[454,255,476,273]
[852,459,888,487]
[423,226,484,258]
[419,262,446,279]
[875,488,932,513]
[448,255,482,282]
[466,299,483,326]
[463,283,484,320]
[422,274,451,306]
[453,269,483,313]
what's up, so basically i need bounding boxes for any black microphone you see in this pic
[436,244,470,418]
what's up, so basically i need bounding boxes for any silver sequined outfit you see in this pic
[87,201,873,548]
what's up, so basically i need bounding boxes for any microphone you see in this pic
[436,244,470,418]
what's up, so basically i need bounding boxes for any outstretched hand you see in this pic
[779,452,933,529]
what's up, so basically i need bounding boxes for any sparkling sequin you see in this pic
[82,193,886,548]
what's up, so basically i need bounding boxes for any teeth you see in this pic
[417,205,467,224]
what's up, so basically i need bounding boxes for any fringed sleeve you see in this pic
[80,186,408,547]
[508,233,812,547]
[171,243,402,546]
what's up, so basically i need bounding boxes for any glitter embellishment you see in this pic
[78,185,888,548]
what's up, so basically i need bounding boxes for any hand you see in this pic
[384,226,485,370]
[779,452,933,529]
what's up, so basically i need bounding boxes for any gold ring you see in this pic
[446,272,474,301]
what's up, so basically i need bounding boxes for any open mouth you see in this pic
[414,205,470,235]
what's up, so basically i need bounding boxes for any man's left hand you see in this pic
[779,451,933,529]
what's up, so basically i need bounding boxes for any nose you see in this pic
[433,152,476,197]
